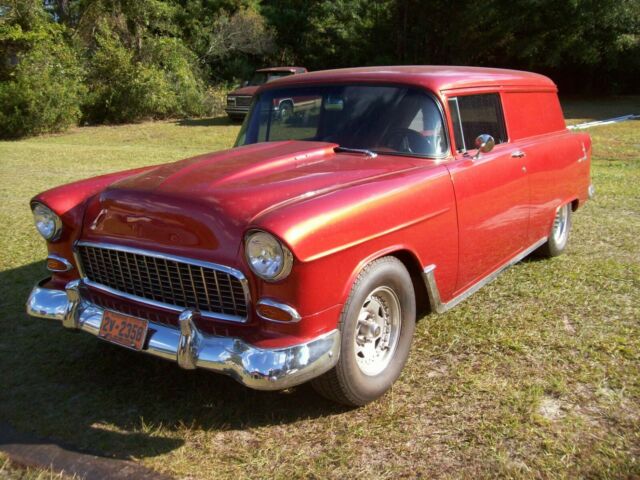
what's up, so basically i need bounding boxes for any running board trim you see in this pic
[422,237,548,314]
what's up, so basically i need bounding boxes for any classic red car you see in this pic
[225,66,307,121]
[27,66,593,406]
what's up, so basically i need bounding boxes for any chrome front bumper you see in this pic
[224,107,249,116]
[26,279,340,391]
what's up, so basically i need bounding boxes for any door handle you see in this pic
[511,150,526,158]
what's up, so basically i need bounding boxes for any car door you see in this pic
[445,93,530,294]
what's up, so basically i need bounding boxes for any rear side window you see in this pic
[448,94,507,152]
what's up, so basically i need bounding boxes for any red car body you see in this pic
[27,66,592,396]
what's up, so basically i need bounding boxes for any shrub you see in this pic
[84,25,207,124]
[201,85,231,117]
[0,27,85,138]
[144,37,207,117]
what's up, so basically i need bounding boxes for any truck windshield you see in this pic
[235,85,448,157]
[247,71,293,86]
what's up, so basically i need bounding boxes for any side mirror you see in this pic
[473,134,495,159]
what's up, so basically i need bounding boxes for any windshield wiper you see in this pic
[334,146,378,158]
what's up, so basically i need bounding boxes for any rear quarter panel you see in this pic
[501,91,591,242]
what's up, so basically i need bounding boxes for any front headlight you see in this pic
[32,202,62,241]
[244,231,293,281]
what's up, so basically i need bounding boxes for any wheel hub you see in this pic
[354,286,401,376]
[552,204,569,245]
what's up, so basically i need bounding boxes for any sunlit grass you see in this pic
[0,100,638,479]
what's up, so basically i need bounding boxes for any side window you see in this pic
[448,94,507,152]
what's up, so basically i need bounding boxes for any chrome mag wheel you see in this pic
[354,286,401,376]
[311,256,416,406]
[552,204,570,246]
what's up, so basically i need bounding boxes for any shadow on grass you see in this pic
[0,261,348,462]
[174,116,237,127]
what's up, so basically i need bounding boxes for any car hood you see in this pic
[228,85,259,96]
[81,141,425,262]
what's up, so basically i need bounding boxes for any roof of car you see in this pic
[259,66,557,93]
[256,66,307,73]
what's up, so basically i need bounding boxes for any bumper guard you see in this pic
[26,279,340,391]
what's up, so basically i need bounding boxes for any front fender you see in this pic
[30,166,157,287]
[252,164,459,326]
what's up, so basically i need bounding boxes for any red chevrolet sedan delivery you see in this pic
[27,66,592,406]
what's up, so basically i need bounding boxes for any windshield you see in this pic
[235,84,447,157]
[247,71,293,86]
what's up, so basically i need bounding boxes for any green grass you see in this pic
[0,453,74,480]
[0,101,639,479]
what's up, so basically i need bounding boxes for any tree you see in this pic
[0,0,85,137]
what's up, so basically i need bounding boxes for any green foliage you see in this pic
[263,0,395,69]
[0,4,85,138]
[83,25,171,123]
[263,0,640,94]
[172,2,276,82]
[0,0,638,138]
[204,6,274,60]
[84,24,206,123]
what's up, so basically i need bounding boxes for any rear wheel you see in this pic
[311,256,416,406]
[538,203,572,257]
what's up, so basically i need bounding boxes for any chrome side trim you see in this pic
[421,264,445,314]
[256,298,302,323]
[46,254,74,272]
[577,143,588,163]
[422,237,548,313]
[26,280,341,391]
[73,241,252,324]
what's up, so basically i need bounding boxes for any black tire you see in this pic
[279,101,293,121]
[311,256,416,406]
[538,203,572,257]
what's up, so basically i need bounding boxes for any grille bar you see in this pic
[76,242,249,322]
[235,96,252,107]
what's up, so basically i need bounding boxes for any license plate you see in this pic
[98,310,148,351]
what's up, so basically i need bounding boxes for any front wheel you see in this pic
[278,102,293,122]
[538,203,572,257]
[311,256,416,406]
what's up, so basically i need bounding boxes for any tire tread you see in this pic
[311,256,410,406]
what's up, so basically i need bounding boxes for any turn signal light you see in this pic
[256,300,301,323]
[46,255,73,272]
[257,304,294,322]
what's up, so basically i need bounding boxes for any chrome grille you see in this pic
[235,96,252,107]
[77,244,248,321]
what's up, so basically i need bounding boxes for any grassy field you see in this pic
[0,98,638,479]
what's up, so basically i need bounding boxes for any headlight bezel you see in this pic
[31,201,63,241]
[244,230,293,282]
